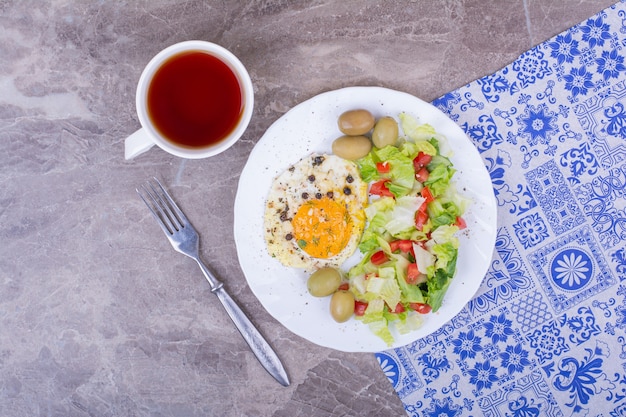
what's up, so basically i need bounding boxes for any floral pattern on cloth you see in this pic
[376,1,626,416]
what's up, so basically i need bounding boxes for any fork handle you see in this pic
[214,287,291,386]
[195,260,290,387]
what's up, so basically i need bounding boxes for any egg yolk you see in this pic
[291,197,352,259]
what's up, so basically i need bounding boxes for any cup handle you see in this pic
[125,128,155,160]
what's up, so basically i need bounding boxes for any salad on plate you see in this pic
[346,113,469,345]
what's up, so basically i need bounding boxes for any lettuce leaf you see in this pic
[366,319,394,347]
[426,243,458,312]
[432,242,458,274]
[413,243,435,276]
[387,182,412,198]
[366,270,401,308]
[393,254,425,303]
[400,140,438,159]
[438,181,471,215]
[358,212,390,252]
[365,196,395,220]
[357,153,380,183]
[428,199,460,227]
[375,145,415,192]
[348,249,379,278]
[384,196,424,236]
[395,313,424,335]
[426,269,453,312]
[359,198,395,252]
[400,113,437,142]
[430,225,460,247]
[424,163,455,197]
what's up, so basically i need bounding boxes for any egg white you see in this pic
[263,154,367,270]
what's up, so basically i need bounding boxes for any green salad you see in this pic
[348,113,469,345]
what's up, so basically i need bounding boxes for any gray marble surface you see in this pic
[0,1,618,416]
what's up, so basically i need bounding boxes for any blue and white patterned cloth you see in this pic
[376,1,626,415]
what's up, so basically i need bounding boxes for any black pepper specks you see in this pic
[312,155,325,166]
[343,187,351,195]
[308,175,316,182]
[326,191,334,199]
[315,192,322,199]
[346,175,354,183]
[302,192,309,199]
[285,233,293,241]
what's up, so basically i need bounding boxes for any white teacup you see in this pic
[125,40,254,160]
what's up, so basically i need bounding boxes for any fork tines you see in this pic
[137,178,186,236]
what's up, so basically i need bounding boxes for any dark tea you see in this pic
[147,51,243,149]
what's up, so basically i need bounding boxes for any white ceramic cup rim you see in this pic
[135,40,254,159]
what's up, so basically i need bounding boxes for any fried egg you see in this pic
[264,154,367,270]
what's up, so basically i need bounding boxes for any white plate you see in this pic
[234,86,497,352]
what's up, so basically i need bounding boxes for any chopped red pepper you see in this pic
[370,250,389,265]
[391,303,405,314]
[389,239,414,253]
[354,301,368,316]
[415,167,429,182]
[415,210,428,231]
[421,186,434,203]
[370,179,394,198]
[376,161,390,173]
[406,263,420,284]
[413,152,432,171]
[409,303,432,314]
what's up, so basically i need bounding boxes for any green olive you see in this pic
[372,116,399,148]
[332,135,372,160]
[329,290,355,323]
[307,267,342,297]
[337,109,375,136]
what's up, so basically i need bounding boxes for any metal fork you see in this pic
[137,178,290,386]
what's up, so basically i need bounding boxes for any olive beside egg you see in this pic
[307,267,341,297]
[329,291,355,323]
[306,267,355,323]
[331,135,372,161]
